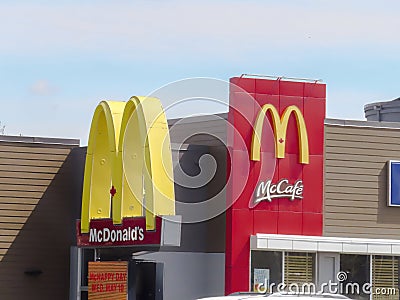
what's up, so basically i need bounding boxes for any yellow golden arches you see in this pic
[81,101,126,233]
[250,104,309,164]
[81,97,175,234]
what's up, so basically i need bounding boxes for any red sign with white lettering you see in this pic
[76,216,162,247]
[225,76,326,294]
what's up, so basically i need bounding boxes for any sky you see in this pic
[1,0,400,145]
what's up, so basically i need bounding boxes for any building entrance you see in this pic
[128,260,164,300]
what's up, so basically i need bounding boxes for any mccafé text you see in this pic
[253,179,303,205]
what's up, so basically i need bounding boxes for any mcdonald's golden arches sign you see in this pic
[76,96,178,247]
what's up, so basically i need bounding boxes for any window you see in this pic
[340,254,370,300]
[284,252,315,286]
[251,251,282,292]
[251,251,316,293]
[372,255,399,300]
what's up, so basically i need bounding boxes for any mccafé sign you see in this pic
[76,96,177,247]
[253,179,303,205]
[250,104,308,207]
[225,76,325,294]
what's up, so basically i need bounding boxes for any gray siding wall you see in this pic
[324,123,400,239]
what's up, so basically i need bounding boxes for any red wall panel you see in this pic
[225,76,326,294]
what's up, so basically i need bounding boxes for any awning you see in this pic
[251,234,400,255]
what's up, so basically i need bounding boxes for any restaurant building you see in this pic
[0,75,399,300]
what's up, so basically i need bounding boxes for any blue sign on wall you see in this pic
[388,161,400,207]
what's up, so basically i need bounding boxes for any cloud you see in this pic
[0,0,399,59]
[30,80,58,96]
